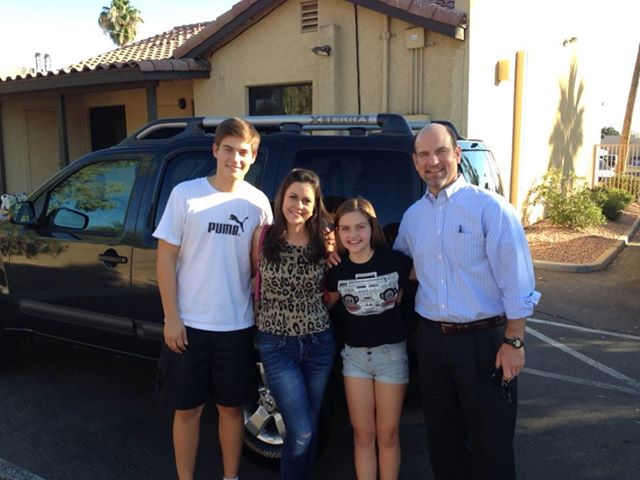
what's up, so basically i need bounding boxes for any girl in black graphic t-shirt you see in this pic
[325,198,412,480]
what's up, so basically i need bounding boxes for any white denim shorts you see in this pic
[341,341,409,384]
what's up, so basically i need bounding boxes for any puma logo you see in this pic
[229,214,249,232]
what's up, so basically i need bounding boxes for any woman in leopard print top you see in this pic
[251,168,334,480]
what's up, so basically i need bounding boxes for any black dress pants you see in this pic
[416,320,517,480]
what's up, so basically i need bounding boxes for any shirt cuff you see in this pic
[504,290,541,319]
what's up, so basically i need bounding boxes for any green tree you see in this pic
[600,126,619,140]
[98,0,143,47]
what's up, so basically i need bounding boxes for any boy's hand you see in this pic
[164,320,188,353]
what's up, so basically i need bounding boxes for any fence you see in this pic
[593,144,640,200]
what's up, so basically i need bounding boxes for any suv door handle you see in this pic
[98,248,128,266]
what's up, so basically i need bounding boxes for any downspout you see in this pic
[0,101,6,194]
[381,15,390,113]
[354,4,362,114]
[509,51,526,207]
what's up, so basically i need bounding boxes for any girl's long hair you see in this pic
[333,197,387,254]
[263,168,332,263]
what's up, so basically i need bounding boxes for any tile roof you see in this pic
[375,0,467,27]
[1,22,211,82]
[173,0,281,60]
[173,0,466,59]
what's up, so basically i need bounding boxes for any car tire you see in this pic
[243,362,285,461]
[243,361,336,462]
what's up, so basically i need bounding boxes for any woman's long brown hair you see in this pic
[263,168,332,263]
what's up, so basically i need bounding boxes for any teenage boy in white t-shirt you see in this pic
[154,117,272,480]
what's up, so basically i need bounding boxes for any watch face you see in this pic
[505,337,524,348]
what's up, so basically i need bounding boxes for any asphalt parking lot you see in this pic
[1,236,639,479]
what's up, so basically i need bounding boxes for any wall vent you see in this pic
[301,1,318,33]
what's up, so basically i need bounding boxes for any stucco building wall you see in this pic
[194,0,466,122]
[2,80,194,193]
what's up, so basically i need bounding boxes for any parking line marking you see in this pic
[529,317,640,340]
[526,326,640,392]
[0,459,45,480]
[524,368,640,395]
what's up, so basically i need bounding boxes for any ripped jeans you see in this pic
[257,329,335,480]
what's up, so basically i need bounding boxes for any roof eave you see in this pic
[175,0,288,59]
[346,0,466,41]
[0,68,210,98]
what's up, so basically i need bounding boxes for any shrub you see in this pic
[601,174,640,201]
[590,186,633,221]
[533,169,605,228]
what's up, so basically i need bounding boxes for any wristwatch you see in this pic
[503,336,525,349]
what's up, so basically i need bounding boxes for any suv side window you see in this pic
[292,149,419,226]
[45,159,139,233]
[154,148,267,228]
[460,149,503,195]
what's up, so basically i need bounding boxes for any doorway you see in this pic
[89,105,127,151]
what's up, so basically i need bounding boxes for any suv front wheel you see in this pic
[243,362,286,460]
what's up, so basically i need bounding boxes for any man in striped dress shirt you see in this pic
[394,123,540,480]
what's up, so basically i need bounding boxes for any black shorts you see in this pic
[156,325,258,410]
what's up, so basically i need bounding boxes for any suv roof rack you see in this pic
[120,114,464,146]
[203,114,413,136]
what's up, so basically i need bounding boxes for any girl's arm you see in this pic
[250,225,264,278]
[409,266,417,281]
[324,290,340,309]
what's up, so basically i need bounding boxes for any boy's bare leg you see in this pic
[217,404,244,479]
[173,404,205,480]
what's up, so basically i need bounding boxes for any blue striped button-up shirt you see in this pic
[393,175,540,323]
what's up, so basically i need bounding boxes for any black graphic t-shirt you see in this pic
[326,248,412,347]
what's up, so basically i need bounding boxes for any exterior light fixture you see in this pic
[311,45,331,56]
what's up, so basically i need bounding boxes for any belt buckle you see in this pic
[440,322,454,334]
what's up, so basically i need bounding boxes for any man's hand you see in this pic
[495,343,524,381]
[495,318,526,381]
[164,320,188,353]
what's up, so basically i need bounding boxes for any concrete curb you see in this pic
[533,215,640,273]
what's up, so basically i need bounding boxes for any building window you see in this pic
[301,0,318,33]
[249,83,312,115]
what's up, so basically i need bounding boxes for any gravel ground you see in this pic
[525,202,640,264]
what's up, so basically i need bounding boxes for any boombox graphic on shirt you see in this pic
[337,271,399,316]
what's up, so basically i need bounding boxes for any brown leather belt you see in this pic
[421,315,505,334]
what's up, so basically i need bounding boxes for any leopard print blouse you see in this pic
[256,242,330,336]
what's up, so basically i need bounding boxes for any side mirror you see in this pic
[10,201,36,225]
[49,208,89,230]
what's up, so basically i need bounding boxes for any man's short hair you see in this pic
[214,117,260,151]
[414,123,458,152]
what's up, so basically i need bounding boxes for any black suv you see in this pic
[0,114,503,460]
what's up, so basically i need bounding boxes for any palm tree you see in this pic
[98,0,143,47]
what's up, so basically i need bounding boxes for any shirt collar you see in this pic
[424,174,467,203]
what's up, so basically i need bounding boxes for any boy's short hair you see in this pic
[214,117,260,151]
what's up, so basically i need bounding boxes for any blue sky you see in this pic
[0,0,237,72]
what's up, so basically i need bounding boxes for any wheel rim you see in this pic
[243,362,286,446]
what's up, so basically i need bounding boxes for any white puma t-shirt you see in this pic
[153,177,272,331]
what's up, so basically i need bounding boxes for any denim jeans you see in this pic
[257,329,335,480]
